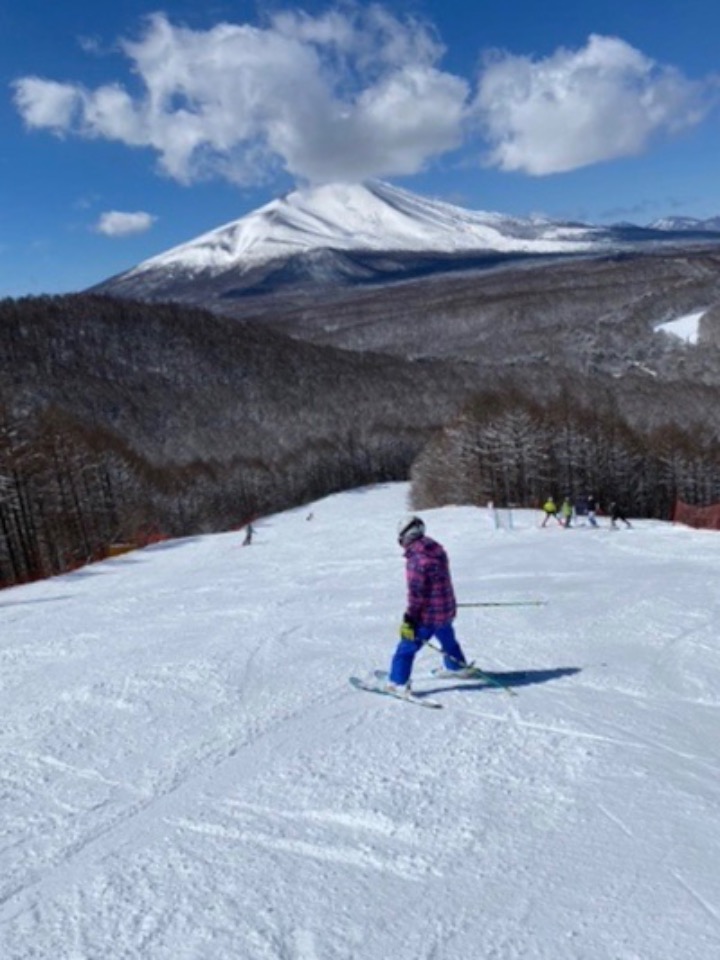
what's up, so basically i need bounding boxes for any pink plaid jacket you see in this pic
[404,536,457,627]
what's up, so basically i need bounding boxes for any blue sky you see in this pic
[3,0,720,297]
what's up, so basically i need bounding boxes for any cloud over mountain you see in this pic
[12,8,715,185]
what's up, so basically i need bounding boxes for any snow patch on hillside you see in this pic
[656,308,708,344]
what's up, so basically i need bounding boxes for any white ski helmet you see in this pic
[397,515,425,547]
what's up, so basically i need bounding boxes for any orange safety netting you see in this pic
[672,499,720,531]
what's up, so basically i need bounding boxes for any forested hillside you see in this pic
[0,295,475,586]
[235,247,720,389]
[410,381,720,516]
[3,283,720,589]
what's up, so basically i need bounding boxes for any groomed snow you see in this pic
[2,483,720,959]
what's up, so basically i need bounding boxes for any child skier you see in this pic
[387,516,472,694]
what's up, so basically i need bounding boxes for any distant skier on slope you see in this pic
[609,502,632,529]
[586,494,599,528]
[541,496,563,527]
[385,516,472,695]
[560,497,573,528]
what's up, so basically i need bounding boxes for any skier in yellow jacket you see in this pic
[541,497,562,527]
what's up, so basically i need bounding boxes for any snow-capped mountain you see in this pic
[132,180,600,275]
[92,180,720,308]
[92,181,610,304]
[649,214,720,232]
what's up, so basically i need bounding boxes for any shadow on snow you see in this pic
[422,666,581,696]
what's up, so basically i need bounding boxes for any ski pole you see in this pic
[423,641,518,697]
[457,600,546,608]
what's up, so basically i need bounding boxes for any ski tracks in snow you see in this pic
[0,683,362,953]
[4,491,720,958]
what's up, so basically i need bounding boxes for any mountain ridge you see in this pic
[649,214,720,232]
[124,180,603,277]
[91,180,720,308]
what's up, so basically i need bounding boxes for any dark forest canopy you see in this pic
[0,294,474,584]
[2,293,720,586]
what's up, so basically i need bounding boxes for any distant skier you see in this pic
[386,517,472,695]
[609,502,632,529]
[541,496,562,527]
[560,497,573,528]
[242,522,254,546]
[586,494,599,528]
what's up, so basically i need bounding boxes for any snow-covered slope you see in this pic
[2,483,720,959]
[125,180,600,279]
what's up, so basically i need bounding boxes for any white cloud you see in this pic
[13,77,80,131]
[12,9,465,186]
[472,34,712,175]
[95,211,156,237]
[11,11,716,185]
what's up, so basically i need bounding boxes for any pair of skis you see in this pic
[349,609,538,707]
[350,663,516,709]
[350,671,443,709]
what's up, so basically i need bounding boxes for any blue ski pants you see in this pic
[389,622,467,686]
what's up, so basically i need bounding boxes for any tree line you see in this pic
[0,402,421,585]
[0,294,472,587]
[3,293,720,587]
[410,385,720,517]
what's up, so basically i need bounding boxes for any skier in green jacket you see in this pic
[541,497,562,527]
[560,497,573,528]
